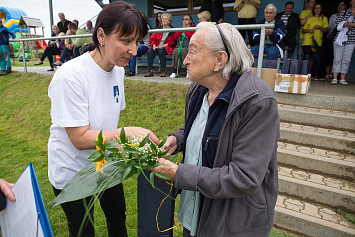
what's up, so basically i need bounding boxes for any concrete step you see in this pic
[278,142,355,181]
[278,165,355,212]
[274,194,355,237]
[280,122,355,153]
[278,104,355,131]
[275,87,355,113]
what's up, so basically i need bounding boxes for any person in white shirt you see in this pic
[48,2,159,236]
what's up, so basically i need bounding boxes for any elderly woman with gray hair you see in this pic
[152,22,280,237]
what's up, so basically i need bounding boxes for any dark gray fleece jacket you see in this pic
[171,70,280,237]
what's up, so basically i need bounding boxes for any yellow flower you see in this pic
[95,135,106,173]
[95,158,107,173]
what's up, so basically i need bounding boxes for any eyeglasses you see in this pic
[183,18,191,20]
[216,24,230,61]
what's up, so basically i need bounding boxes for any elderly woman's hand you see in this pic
[163,136,178,155]
[152,158,178,181]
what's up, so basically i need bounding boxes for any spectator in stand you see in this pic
[86,20,95,34]
[155,12,163,28]
[34,25,64,71]
[251,4,286,60]
[199,0,224,24]
[302,4,328,80]
[170,14,195,78]
[57,13,71,34]
[72,19,79,27]
[0,179,16,212]
[331,0,355,85]
[126,11,151,76]
[298,0,316,59]
[144,13,176,77]
[276,1,300,57]
[326,1,346,80]
[234,0,261,46]
[54,28,74,67]
[68,23,93,58]
[0,18,16,76]
[198,11,212,23]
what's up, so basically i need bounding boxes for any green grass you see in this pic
[12,59,51,67]
[0,72,294,236]
[336,209,355,224]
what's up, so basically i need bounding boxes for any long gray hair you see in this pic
[196,22,254,80]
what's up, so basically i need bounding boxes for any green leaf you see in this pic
[139,133,150,147]
[152,162,167,167]
[158,149,169,158]
[120,125,126,144]
[150,142,157,154]
[92,154,105,162]
[97,130,105,150]
[122,165,132,181]
[150,172,155,189]
[105,141,119,148]
[92,140,104,151]
[88,150,103,160]
[158,136,167,148]
[51,160,126,207]
[154,172,170,180]
[107,147,119,153]
[123,147,140,153]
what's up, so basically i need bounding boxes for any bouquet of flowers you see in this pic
[51,126,177,208]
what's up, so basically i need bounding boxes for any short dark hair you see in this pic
[285,1,294,7]
[93,1,148,51]
[68,23,78,31]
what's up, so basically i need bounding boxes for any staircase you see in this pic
[273,86,355,237]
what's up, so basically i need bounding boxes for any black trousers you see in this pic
[238,18,256,46]
[40,46,60,66]
[53,184,127,237]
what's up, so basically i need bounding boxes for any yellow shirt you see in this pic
[299,10,312,39]
[234,0,260,19]
[302,16,328,46]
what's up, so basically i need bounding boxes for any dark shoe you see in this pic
[47,68,54,71]
[160,70,167,77]
[127,71,135,76]
[0,70,8,76]
[6,67,11,73]
[144,70,154,77]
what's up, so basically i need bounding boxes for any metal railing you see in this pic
[11,24,274,77]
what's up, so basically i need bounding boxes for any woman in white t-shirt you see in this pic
[48,2,159,236]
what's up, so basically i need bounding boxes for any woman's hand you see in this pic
[0,179,15,202]
[151,158,178,181]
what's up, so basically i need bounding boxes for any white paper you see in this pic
[0,166,44,237]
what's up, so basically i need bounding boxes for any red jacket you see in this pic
[149,30,176,55]
[172,28,195,48]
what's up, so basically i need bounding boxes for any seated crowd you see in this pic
[43,1,354,84]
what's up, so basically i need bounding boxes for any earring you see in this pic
[100,42,103,47]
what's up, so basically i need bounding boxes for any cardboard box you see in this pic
[274,73,311,94]
[251,67,278,90]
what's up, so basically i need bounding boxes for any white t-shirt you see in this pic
[48,52,126,189]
